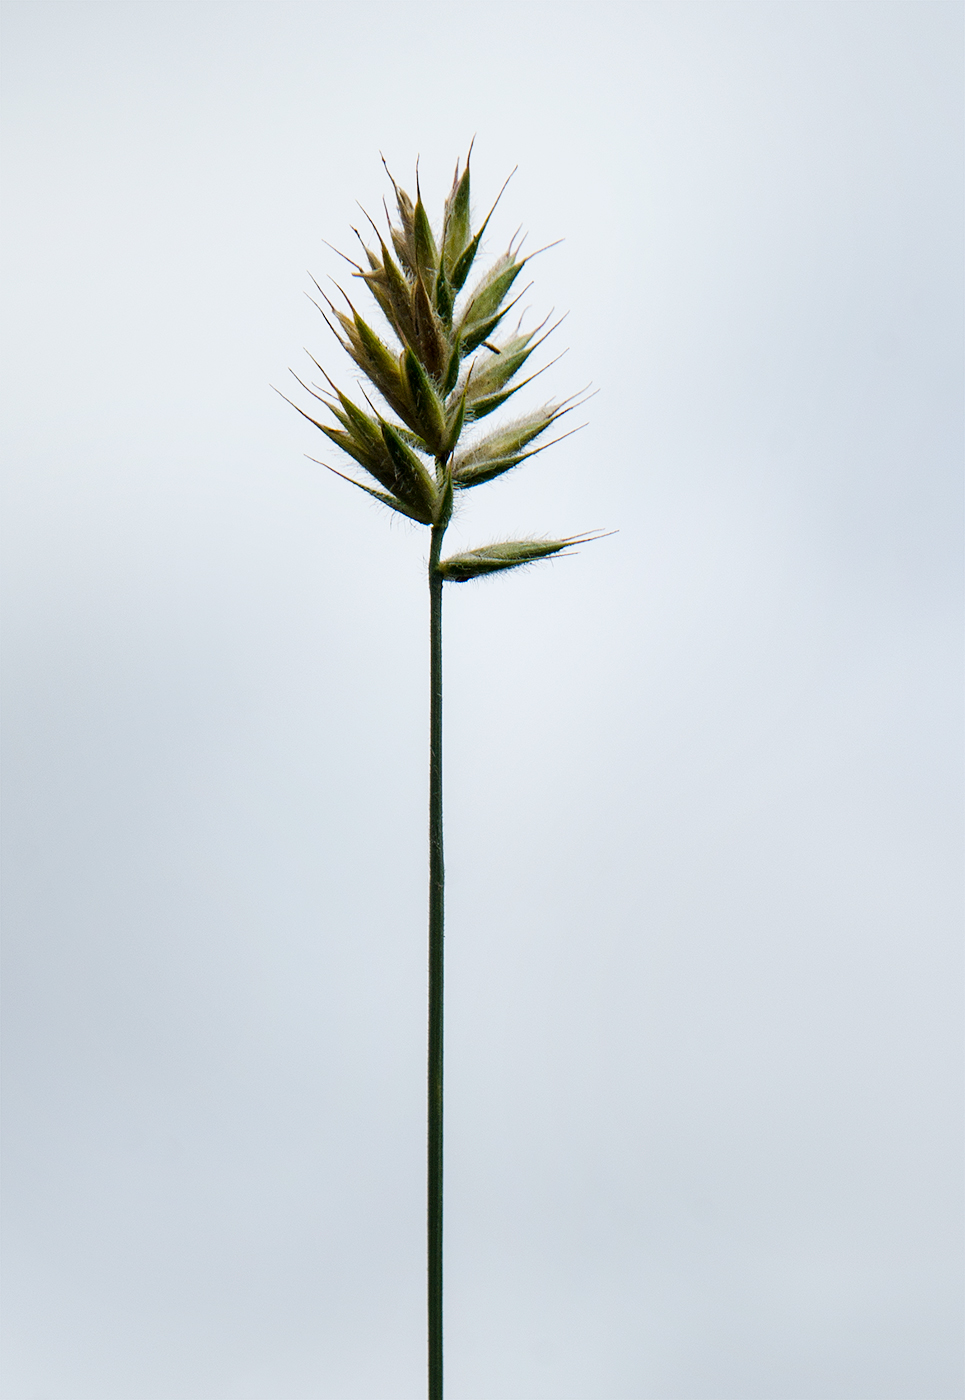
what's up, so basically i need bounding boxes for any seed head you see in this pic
[287,153,607,578]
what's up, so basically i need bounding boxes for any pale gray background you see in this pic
[2,3,961,1397]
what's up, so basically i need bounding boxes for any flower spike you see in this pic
[288,152,604,548]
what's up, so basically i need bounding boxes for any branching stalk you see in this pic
[427,520,446,1400]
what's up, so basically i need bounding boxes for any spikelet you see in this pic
[289,153,603,577]
[438,534,610,582]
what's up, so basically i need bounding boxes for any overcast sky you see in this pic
[2,3,962,1398]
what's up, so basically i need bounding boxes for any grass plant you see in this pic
[284,152,605,1399]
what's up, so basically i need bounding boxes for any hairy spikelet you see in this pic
[437,534,610,582]
[288,152,602,576]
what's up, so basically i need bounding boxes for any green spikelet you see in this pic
[452,402,577,487]
[441,159,472,277]
[437,533,606,581]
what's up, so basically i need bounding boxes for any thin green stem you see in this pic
[427,521,446,1400]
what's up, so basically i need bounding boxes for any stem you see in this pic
[427,522,446,1400]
